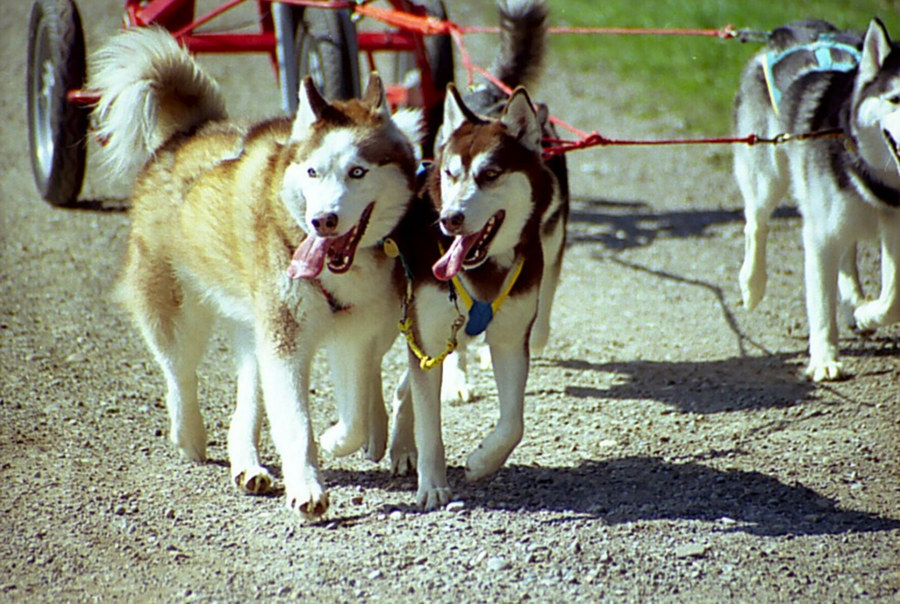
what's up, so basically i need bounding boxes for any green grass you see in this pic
[546,0,900,134]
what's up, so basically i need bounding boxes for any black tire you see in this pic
[295,8,360,101]
[27,0,87,207]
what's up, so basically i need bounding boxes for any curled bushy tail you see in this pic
[89,27,227,180]
[493,0,548,89]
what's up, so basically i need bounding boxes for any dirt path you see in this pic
[2,2,898,602]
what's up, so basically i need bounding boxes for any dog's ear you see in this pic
[501,87,542,153]
[292,77,330,139]
[436,84,476,150]
[363,72,392,120]
[859,18,893,87]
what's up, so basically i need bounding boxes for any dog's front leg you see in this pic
[408,353,451,510]
[802,224,844,381]
[465,341,528,482]
[855,213,900,331]
[321,338,386,460]
[256,335,328,517]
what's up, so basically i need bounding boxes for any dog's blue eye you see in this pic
[307,168,317,178]
[349,167,368,179]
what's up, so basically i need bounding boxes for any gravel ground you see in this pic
[2,2,898,602]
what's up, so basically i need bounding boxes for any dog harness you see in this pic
[764,36,861,115]
[383,236,525,370]
[449,258,525,337]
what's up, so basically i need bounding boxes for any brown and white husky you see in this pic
[90,26,422,517]
[386,0,570,509]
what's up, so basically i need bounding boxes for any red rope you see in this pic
[540,130,846,159]
[351,4,824,156]
[461,25,738,39]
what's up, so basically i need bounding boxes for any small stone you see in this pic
[718,516,737,525]
[389,510,405,521]
[446,501,465,512]
[368,570,383,580]
[486,556,510,571]
[675,543,710,559]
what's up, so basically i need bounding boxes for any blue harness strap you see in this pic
[764,36,862,114]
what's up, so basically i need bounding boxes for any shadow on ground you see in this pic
[567,198,798,250]
[322,458,899,538]
[552,353,813,413]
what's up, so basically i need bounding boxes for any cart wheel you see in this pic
[295,8,360,101]
[27,0,87,207]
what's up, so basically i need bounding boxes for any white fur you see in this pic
[282,129,411,245]
[89,27,227,180]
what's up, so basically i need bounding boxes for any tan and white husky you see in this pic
[90,27,422,517]
[386,0,569,509]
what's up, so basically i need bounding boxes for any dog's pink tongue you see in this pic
[432,234,478,281]
[288,236,330,279]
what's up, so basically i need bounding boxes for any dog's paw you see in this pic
[440,360,472,405]
[416,482,452,511]
[232,466,273,494]
[465,446,507,483]
[173,433,207,463]
[805,359,846,382]
[390,446,417,476]
[440,380,472,406]
[739,267,766,311]
[853,300,899,334]
[286,481,329,518]
[365,402,388,463]
[170,410,207,462]
[364,425,387,464]
[320,421,364,458]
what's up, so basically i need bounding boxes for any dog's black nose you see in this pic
[311,213,339,236]
[440,212,465,233]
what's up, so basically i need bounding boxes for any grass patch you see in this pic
[546,0,900,134]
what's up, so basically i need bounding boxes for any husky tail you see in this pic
[90,27,227,180]
[462,0,548,115]
[493,0,549,90]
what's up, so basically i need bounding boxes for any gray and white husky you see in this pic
[734,18,900,381]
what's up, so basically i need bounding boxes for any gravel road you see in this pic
[2,1,898,602]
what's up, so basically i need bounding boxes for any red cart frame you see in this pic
[27,0,453,206]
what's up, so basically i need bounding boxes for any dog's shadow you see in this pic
[319,457,899,537]
[566,197,799,251]
[551,353,815,414]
